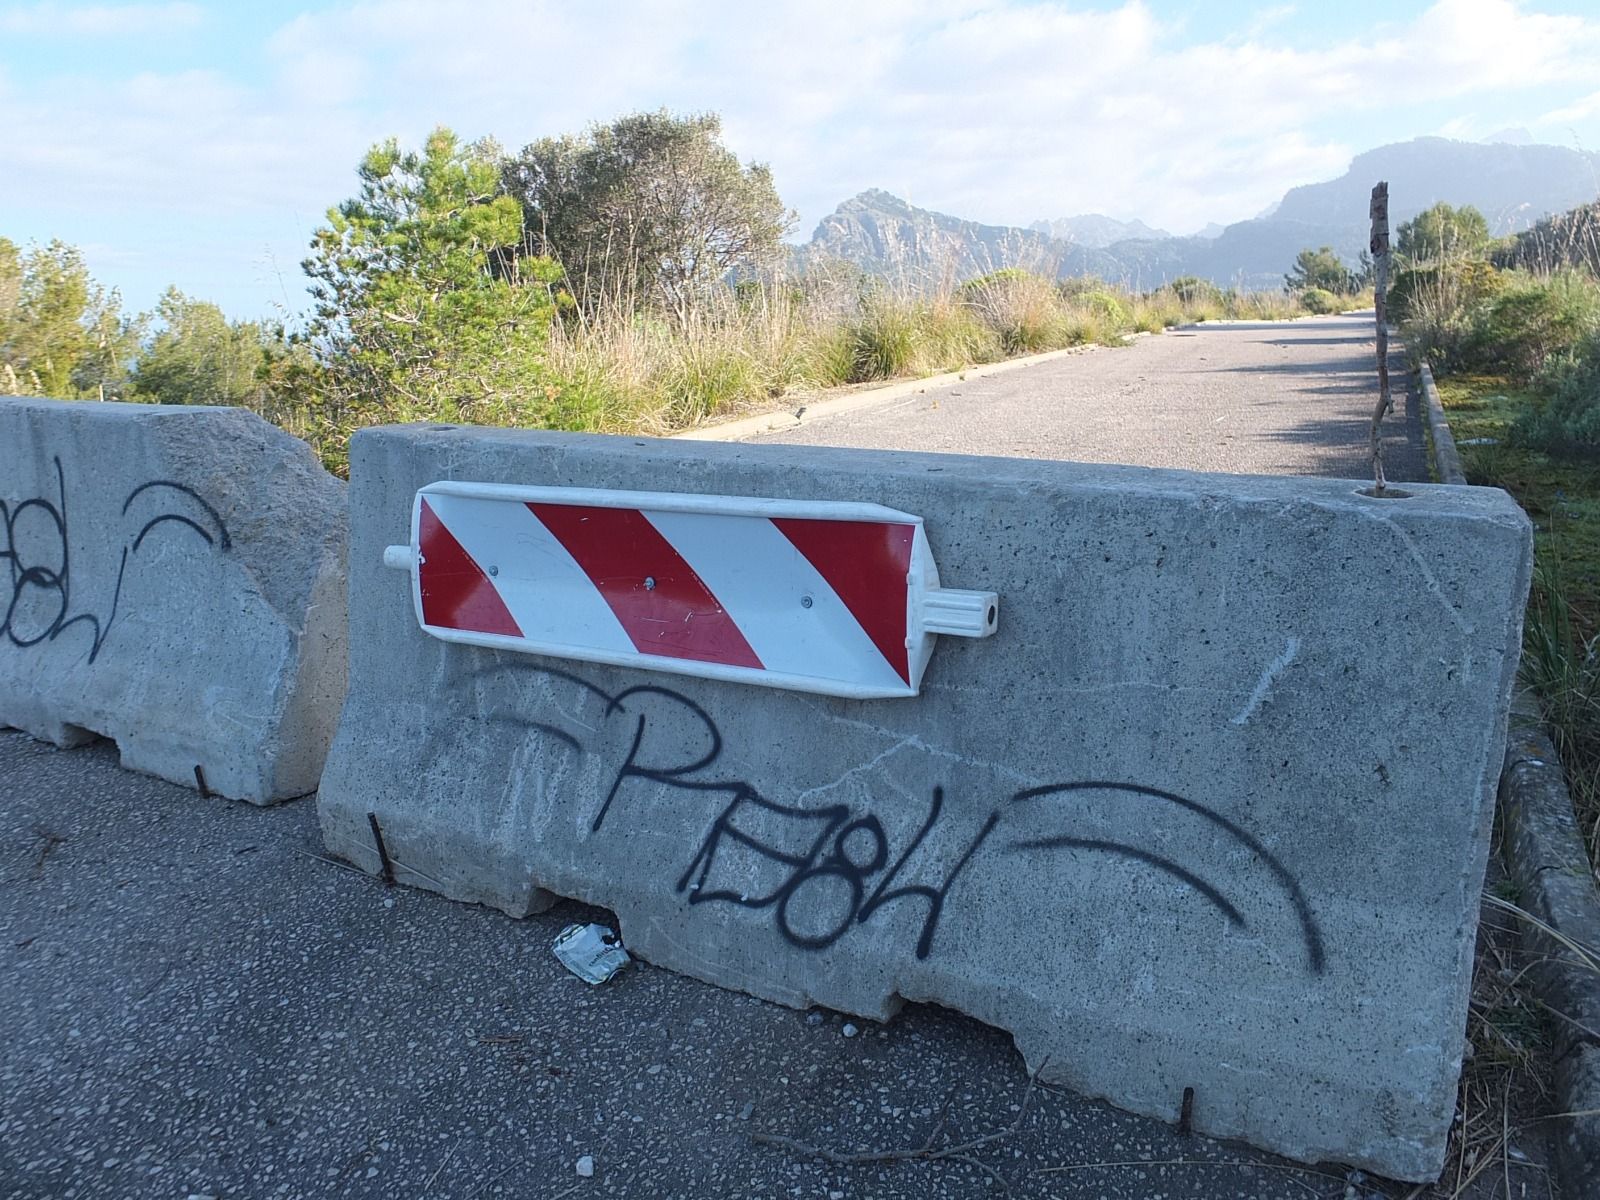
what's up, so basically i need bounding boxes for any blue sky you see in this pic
[4,0,1599,322]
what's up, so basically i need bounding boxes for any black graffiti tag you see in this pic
[474,663,1326,972]
[1,457,231,663]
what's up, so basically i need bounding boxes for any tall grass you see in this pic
[534,272,1307,440]
[1523,557,1600,855]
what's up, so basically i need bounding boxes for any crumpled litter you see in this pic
[552,922,630,985]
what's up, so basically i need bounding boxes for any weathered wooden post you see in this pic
[1369,181,1391,492]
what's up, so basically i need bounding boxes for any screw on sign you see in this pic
[382,483,999,699]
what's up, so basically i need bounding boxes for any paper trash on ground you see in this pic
[553,923,630,984]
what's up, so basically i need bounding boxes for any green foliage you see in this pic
[1438,373,1600,852]
[1076,289,1128,329]
[848,298,919,381]
[960,270,1067,355]
[1465,271,1600,378]
[1298,287,1340,315]
[1165,276,1221,305]
[1496,201,1600,277]
[1387,259,1503,324]
[302,127,565,464]
[131,288,304,409]
[659,341,757,426]
[505,110,793,316]
[1514,334,1600,453]
[1396,202,1491,266]
[805,324,858,388]
[0,237,140,399]
[1284,246,1353,294]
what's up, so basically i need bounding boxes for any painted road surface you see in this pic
[2,316,1531,1199]
[740,312,1429,483]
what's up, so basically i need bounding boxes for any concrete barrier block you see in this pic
[1,399,347,803]
[319,426,1532,1180]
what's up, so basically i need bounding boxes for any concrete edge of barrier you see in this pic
[1418,362,1468,486]
[0,398,349,804]
[1501,695,1600,1195]
[669,343,1103,443]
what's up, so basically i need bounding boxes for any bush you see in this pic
[1166,276,1222,306]
[961,271,1065,355]
[848,299,919,381]
[920,299,1002,366]
[1388,260,1503,324]
[1465,272,1600,378]
[804,324,858,387]
[1299,287,1340,314]
[1075,289,1129,329]
[1513,336,1600,454]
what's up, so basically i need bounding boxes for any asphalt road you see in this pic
[743,314,1428,483]
[2,732,1389,1200]
[0,318,1522,1200]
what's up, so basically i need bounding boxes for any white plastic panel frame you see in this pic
[383,481,998,699]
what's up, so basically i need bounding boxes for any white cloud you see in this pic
[0,2,202,35]
[1537,89,1600,127]
[5,0,1600,316]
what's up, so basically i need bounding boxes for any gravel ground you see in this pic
[742,314,1427,484]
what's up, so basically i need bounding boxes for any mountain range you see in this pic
[797,136,1600,289]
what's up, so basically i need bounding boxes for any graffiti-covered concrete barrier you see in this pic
[1,399,347,803]
[319,425,1531,1181]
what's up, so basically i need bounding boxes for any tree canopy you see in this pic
[301,127,565,443]
[1396,203,1491,266]
[0,238,140,399]
[503,110,794,317]
[1285,246,1354,294]
[131,288,300,409]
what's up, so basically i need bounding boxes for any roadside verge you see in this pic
[1423,362,1600,1197]
[669,343,1102,443]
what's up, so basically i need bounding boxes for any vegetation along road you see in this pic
[739,312,1427,483]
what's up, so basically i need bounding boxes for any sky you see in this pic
[3,0,1600,322]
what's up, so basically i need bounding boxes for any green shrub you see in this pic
[804,325,859,387]
[959,271,1064,357]
[1166,276,1223,305]
[1056,274,1111,301]
[1299,287,1340,315]
[660,343,757,425]
[849,300,919,381]
[1388,260,1503,324]
[1465,272,1600,378]
[921,300,1003,366]
[1513,336,1600,454]
[1076,289,1129,329]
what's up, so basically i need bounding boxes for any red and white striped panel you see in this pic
[384,482,998,699]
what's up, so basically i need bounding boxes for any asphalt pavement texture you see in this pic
[2,317,1524,1200]
[744,313,1428,483]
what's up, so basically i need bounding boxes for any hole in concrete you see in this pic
[1356,486,1415,500]
[56,723,107,749]
[429,423,456,431]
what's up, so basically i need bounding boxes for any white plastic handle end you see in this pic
[921,588,999,638]
[383,544,417,572]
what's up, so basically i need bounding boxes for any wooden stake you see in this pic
[1369,181,1391,493]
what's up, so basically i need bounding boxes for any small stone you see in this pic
[383,898,395,909]
[738,1102,754,1121]
[805,1012,824,1026]
[576,1155,594,1177]
[842,1023,859,1038]
[829,1192,845,1200]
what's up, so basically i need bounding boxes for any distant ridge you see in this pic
[798,137,1600,289]
[1027,214,1171,247]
